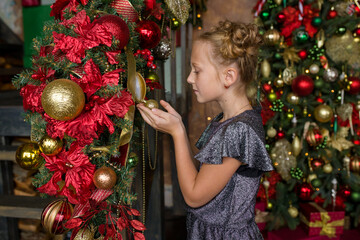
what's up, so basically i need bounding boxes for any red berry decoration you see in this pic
[327,9,337,19]
[41,199,73,235]
[298,50,307,60]
[136,20,161,49]
[348,76,360,95]
[95,15,129,50]
[353,139,360,145]
[276,12,286,23]
[292,75,314,96]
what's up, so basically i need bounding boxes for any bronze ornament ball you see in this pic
[286,92,300,105]
[93,166,117,190]
[314,104,333,123]
[41,79,85,121]
[15,143,42,170]
[144,99,159,109]
[39,135,63,156]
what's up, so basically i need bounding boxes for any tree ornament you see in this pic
[267,202,273,210]
[93,166,117,190]
[298,50,307,60]
[152,39,172,61]
[128,72,146,103]
[298,182,313,201]
[286,109,294,119]
[260,10,270,21]
[286,92,299,105]
[350,156,360,174]
[41,199,73,235]
[307,173,317,183]
[271,139,296,180]
[311,17,322,27]
[306,128,324,147]
[323,163,333,173]
[263,83,272,93]
[267,127,277,138]
[274,52,282,60]
[282,67,297,85]
[347,76,360,94]
[292,135,301,157]
[288,206,299,218]
[309,64,320,74]
[291,75,314,96]
[311,178,322,188]
[276,12,286,23]
[15,143,42,170]
[327,8,337,19]
[339,186,351,199]
[354,27,360,37]
[110,0,138,22]
[264,27,281,46]
[314,104,333,123]
[311,158,325,170]
[164,0,190,25]
[267,90,277,102]
[323,67,339,82]
[41,79,85,121]
[73,228,94,240]
[276,129,285,139]
[295,30,309,44]
[135,20,161,49]
[95,15,130,50]
[261,59,271,78]
[126,152,139,168]
[290,167,303,180]
[343,156,351,177]
[145,71,159,84]
[170,18,180,30]
[39,135,63,156]
[144,99,159,109]
[336,26,347,35]
[274,74,284,88]
[350,192,360,202]
[314,77,325,89]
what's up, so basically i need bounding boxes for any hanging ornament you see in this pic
[264,26,281,45]
[276,12,286,23]
[314,104,333,123]
[290,167,303,180]
[276,129,285,139]
[136,20,161,49]
[298,50,307,60]
[291,75,314,96]
[323,67,339,82]
[298,182,314,201]
[267,127,277,138]
[339,186,351,199]
[311,17,322,27]
[323,163,333,173]
[41,79,85,121]
[350,192,360,202]
[110,0,138,22]
[261,59,271,78]
[164,0,190,25]
[311,178,322,188]
[145,71,159,84]
[308,173,317,183]
[274,0,282,5]
[170,18,180,30]
[273,74,284,88]
[262,83,272,93]
[126,152,139,168]
[73,227,94,240]
[144,99,159,109]
[152,39,172,61]
[311,158,325,170]
[294,30,309,44]
[128,72,146,103]
[306,128,324,147]
[347,76,360,95]
[336,26,347,35]
[15,143,42,170]
[93,166,117,190]
[271,139,296,181]
[292,135,302,157]
[343,156,351,177]
[41,199,73,235]
[260,10,270,21]
[282,67,297,85]
[314,77,325,89]
[39,135,63,156]
[274,52,282,60]
[337,103,354,136]
[288,206,299,218]
[350,156,360,174]
[286,109,294,119]
[267,90,277,102]
[286,92,299,105]
[95,15,130,49]
[327,8,337,19]
[354,27,360,37]
[309,64,320,74]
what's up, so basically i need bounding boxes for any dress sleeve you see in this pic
[194,121,274,172]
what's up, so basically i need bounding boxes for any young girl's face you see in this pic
[187,41,225,103]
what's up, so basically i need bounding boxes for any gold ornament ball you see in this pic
[264,28,281,45]
[274,77,284,88]
[74,228,94,240]
[323,163,333,173]
[286,92,300,105]
[39,135,63,156]
[267,127,277,138]
[15,143,42,170]
[93,166,117,190]
[145,99,159,109]
[145,71,159,83]
[307,173,317,183]
[41,199,73,235]
[41,79,85,121]
[268,91,277,102]
[314,105,333,123]
[267,202,273,210]
[355,101,360,111]
[288,206,299,218]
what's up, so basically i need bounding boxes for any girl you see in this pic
[137,20,274,240]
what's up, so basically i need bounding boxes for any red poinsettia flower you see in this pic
[20,83,46,113]
[31,67,56,82]
[37,142,95,204]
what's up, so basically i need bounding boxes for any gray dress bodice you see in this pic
[186,108,274,240]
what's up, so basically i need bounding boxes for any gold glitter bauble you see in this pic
[282,67,297,85]
[286,92,300,105]
[144,99,159,109]
[15,143,42,170]
[93,166,117,190]
[314,104,333,123]
[41,79,85,121]
[39,135,63,156]
[274,76,284,88]
[264,28,281,46]
[267,127,277,138]
[74,228,94,240]
[288,206,299,218]
[323,163,333,174]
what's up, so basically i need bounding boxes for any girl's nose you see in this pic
[186,73,193,84]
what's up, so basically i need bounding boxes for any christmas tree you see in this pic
[12,0,191,239]
[254,0,360,231]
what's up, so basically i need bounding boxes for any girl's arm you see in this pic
[137,101,241,208]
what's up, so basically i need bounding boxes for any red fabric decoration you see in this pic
[50,0,88,20]
[20,84,46,113]
[31,67,56,82]
[105,50,122,64]
[257,171,282,201]
[261,99,276,125]
[337,102,360,128]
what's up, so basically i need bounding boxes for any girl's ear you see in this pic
[223,67,239,87]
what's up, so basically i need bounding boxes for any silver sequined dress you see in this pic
[186,108,274,240]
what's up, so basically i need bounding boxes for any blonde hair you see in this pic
[198,20,263,104]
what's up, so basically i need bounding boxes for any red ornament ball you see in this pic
[276,12,286,23]
[316,97,324,103]
[263,83,272,93]
[136,20,161,49]
[327,9,337,19]
[276,130,285,139]
[96,15,129,50]
[354,28,360,37]
[348,77,360,95]
[298,183,314,201]
[292,75,314,96]
[311,158,324,170]
[41,199,73,235]
[298,50,307,60]
[353,139,360,145]
[339,186,351,199]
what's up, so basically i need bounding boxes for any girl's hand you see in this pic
[137,100,184,137]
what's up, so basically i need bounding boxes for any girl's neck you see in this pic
[217,91,252,122]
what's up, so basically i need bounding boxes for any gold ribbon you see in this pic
[300,203,344,238]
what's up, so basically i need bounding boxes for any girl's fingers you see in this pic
[159,100,181,118]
